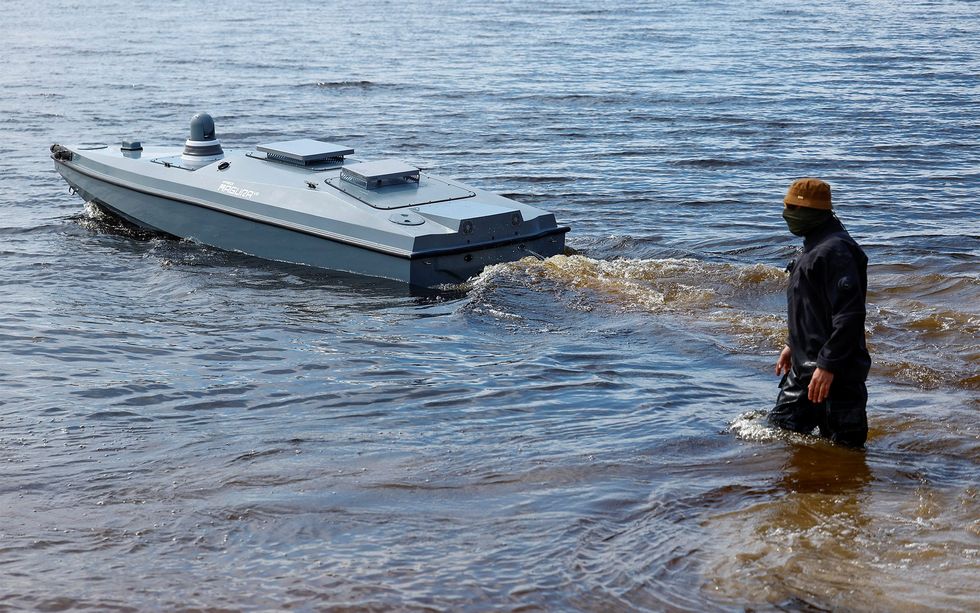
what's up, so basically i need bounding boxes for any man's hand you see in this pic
[808,367,834,403]
[775,345,792,376]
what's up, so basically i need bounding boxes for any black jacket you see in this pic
[787,216,871,381]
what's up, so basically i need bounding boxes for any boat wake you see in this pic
[467,254,979,391]
[77,201,162,241]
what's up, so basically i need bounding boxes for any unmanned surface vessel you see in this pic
[51,113,568,287]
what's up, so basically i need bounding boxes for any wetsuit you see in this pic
[769,216,871,447]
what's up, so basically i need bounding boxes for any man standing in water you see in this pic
[770,178,871,448]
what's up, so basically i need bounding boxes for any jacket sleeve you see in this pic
[815,245,867,373]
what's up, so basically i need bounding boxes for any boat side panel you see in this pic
[56,153,568,287]
[410,229,565,286]
[58,163,415,284]
[70,153,422,255]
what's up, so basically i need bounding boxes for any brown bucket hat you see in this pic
[784,177,832,210]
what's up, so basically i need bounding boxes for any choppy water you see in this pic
[2,0,978,610]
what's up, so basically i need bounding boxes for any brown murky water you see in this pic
[2,0,977,610]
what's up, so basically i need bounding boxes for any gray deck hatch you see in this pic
[150,155,202,170]
[326,170,475,210]
[340,159,420,189]
[256,139,354,166]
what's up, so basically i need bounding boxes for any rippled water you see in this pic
[2,0,978,610]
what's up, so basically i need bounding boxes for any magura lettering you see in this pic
[218,181,259,199]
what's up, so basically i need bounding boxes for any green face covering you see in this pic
[783,207,832,236]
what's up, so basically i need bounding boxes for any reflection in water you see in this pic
[705,443,881,611]
[704,437,979,611]
[778,442,873,498]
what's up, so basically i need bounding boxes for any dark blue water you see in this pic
[2,1,978,610]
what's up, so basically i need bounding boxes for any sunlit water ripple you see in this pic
[1,0,978,610]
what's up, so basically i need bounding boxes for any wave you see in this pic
[668,158,751,168]
[307,80,393,90]
[467,254,979,390]
[473,254,786,302]
[75,201,161,241]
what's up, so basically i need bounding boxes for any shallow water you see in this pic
[1,0,978,610]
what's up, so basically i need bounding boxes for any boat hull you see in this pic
[56,160,565,287]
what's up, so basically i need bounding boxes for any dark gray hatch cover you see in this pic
[327,159,475,209]
[257,139,354,166]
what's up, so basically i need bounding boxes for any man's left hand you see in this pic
[808,367,834,403]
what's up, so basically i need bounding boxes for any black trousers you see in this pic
[769,364,868,448]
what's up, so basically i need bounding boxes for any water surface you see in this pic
[1,0,978,610]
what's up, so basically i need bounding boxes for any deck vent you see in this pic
[340,159,420,190]
[257,139,354,167]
